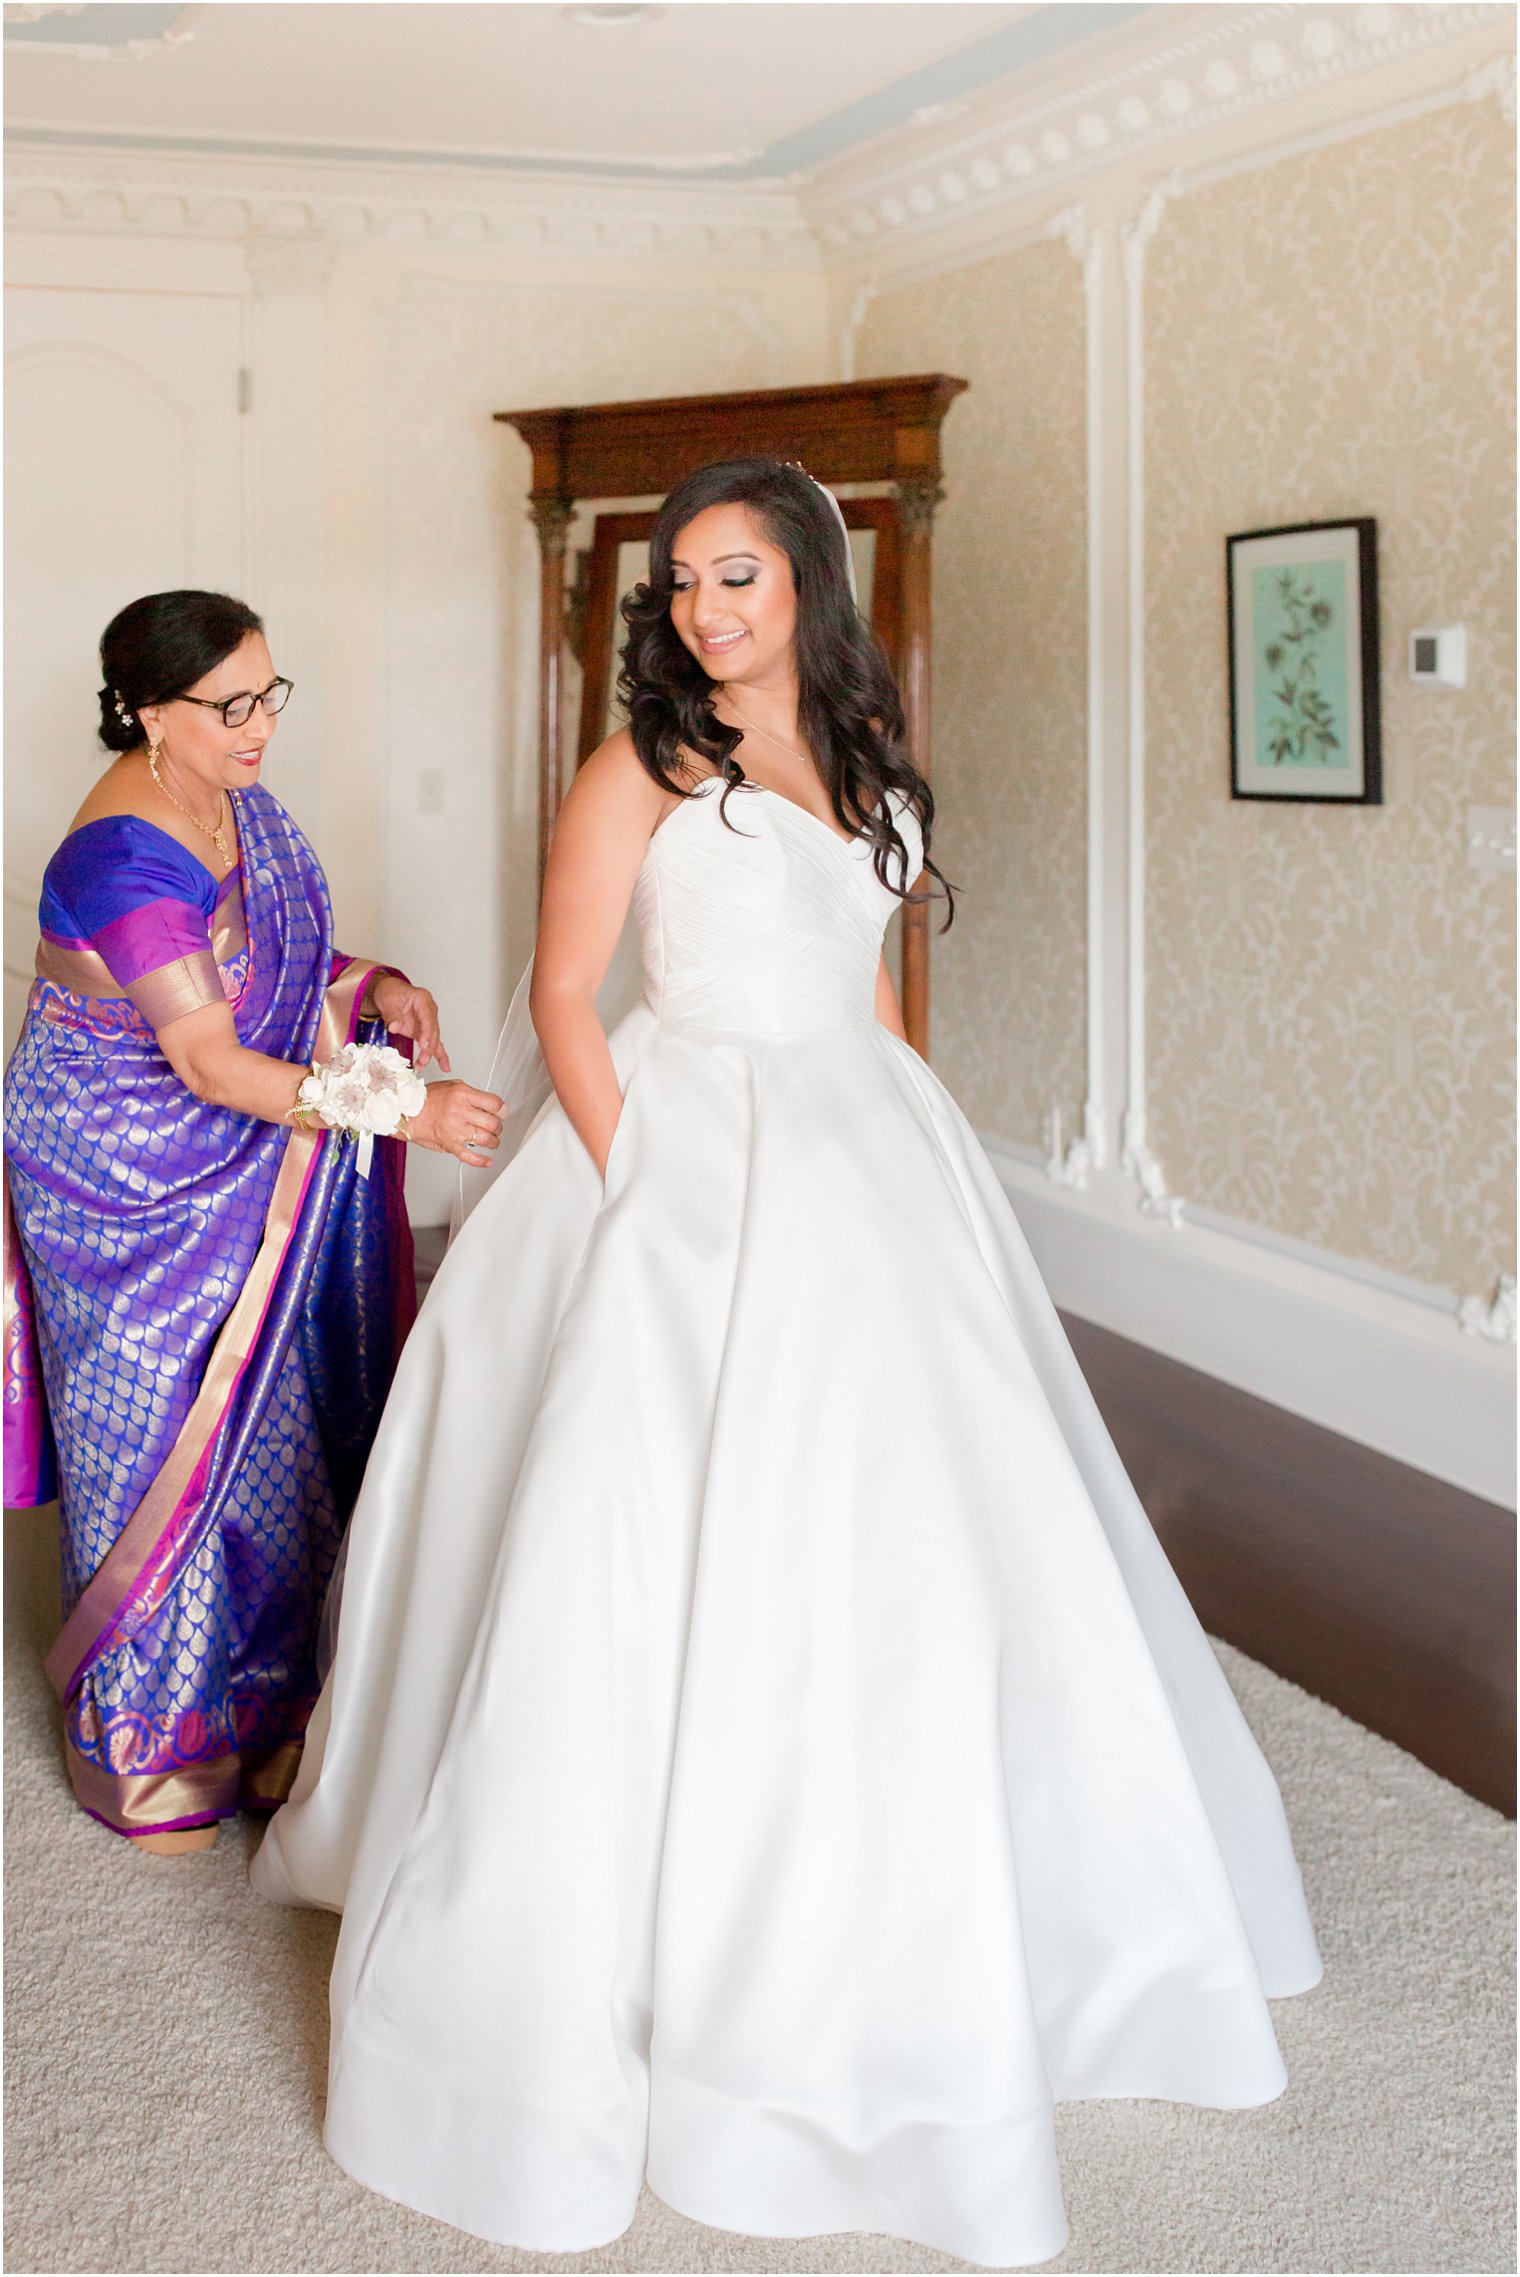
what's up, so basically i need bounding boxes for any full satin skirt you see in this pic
[253,1002,1321,2268]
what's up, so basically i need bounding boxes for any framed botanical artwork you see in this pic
[1226,518,1381,803]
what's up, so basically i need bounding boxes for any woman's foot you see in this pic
[135,1823,218,1856]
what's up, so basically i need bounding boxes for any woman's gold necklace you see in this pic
[148,743,234,872]
[720,698,811,767]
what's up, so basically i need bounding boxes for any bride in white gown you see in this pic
[253,456,1321,2269]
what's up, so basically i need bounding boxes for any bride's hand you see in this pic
[408,1081,504,1166]
[371,975,451,1072]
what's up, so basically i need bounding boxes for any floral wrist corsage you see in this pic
[288,1042,427,1179]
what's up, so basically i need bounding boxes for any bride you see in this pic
[252,456,1321,2269]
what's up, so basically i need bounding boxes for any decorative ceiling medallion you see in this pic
[3,1,196,61]
[561,4,659,24]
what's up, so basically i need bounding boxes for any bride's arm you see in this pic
[530,732,669,1180]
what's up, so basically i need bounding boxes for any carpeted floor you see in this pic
[4,1507,1514,2277]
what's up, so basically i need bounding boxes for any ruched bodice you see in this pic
[631,779,921,1036]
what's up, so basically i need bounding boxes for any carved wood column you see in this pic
[529,494,574,893]
[895,476,944,1060]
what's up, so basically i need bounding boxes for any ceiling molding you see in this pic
[2,142,819,268]
[801,2,1508,260]
[2,6,1149,185]
[4,4,1509,278]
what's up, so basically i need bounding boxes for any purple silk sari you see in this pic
[3,786,415,1836]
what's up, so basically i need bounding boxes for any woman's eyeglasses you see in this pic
[173,677,294,731]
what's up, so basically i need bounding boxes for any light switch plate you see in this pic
[1410,625,1467,686]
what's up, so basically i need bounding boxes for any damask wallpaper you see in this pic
[1144,98,1516,1296]
[856,237,1088,1150]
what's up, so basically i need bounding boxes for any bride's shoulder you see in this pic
[573,729,716,827]
[574,728,655,801]
[556,731,677,866]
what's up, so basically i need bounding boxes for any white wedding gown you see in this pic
[253,776,1321,2269]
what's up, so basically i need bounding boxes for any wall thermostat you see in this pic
[1409,625,1467,686]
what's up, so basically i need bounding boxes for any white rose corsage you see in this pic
[289,1042,427,1180]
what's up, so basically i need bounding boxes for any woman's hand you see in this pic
[408,1080,504,1167]
[371,975,451,1072]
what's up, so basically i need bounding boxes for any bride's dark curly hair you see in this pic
[618,456,953,926]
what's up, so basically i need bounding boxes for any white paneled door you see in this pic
[4,286,247,1047]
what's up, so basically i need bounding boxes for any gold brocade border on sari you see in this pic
[127,952,225,1028]
[44,958,381,1706]
[37,935,237,1028]
[240,1739,305,1810]
[64,1735,305,1833]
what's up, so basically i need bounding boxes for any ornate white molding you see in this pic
[1467,49,1518,121]
[1118,174,1185,1225]
[805,4,1506,261]
[1044,1101,1109,1193]
[1048,199,1109,1188]
[1458,1274,1519,1345]
[3,143,818,269]
[1120,1108,1184,1230]
[8,8,1509,276]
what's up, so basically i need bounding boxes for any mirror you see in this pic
[571,497,901,768]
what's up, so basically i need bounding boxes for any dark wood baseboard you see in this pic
[1060,1312,1516,1818]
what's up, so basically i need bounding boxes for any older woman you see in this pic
[3,589,501,1855]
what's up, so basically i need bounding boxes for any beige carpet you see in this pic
[4,1509,1514,2277]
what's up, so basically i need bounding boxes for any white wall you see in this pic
[4,168,826,1221]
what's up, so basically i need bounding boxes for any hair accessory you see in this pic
[783,461,859,604]
[289,1042,427,1181]
[114,693,135,729]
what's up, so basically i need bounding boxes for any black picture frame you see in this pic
[1226,517,1381,804]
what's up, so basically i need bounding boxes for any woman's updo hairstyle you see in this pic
[97,590,264,753]
[619,456,953,926]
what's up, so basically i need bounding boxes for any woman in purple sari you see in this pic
[3,591,502,1855]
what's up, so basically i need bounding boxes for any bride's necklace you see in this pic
[148,743,234,872]
[720,697,810,767]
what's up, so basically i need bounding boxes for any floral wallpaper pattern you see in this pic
[1144,98,1516,1298]
[857,237,1088,1149]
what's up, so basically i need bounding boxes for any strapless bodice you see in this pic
[631,778,921,1036]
